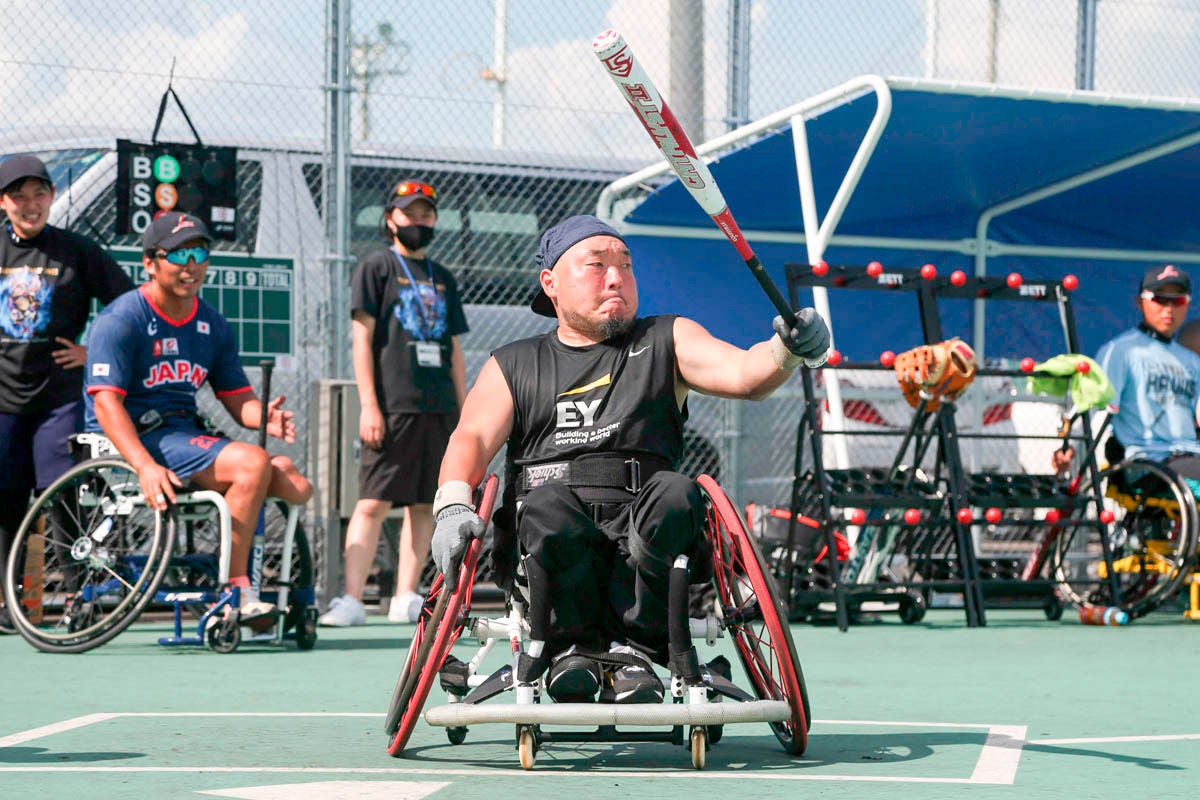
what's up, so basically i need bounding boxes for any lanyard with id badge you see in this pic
[392,247,444,369]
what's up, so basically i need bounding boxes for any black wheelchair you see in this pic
[382,474,811,770]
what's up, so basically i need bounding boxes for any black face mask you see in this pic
[393,224,435,251]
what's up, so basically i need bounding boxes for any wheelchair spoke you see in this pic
[1055,460,1197,617]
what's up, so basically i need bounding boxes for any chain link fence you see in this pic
[5,0,1200,596]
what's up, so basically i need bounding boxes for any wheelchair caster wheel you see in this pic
[899,592,927,624]
[690,726,708,769]
[518,725,537,770]
[446,726,468,745]
[294,608,318,650]
[1043,595,1064,621]
[66,600,99,633]
[207,616,241,653]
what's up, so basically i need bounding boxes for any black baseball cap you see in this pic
[1140,263,1191,294]
[386,179,438,211]
[0,155,52,194]
[142,211,213,254]
[531,215,625,317]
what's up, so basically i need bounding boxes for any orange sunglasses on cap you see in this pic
[394,181,437,200]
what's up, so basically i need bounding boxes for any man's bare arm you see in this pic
[673,316,795,402]
[438,356,515,490]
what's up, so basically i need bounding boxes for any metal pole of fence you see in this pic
[325,0,354,382]
[1075,0,1097,91]
[725,0,751,131]
[321,0,354,607]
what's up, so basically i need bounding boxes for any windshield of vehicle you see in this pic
[39,147,108,190]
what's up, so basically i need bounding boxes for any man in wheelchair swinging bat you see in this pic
[83,211,313,628]
[430,215,829,709]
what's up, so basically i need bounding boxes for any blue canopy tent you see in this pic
[598,76,1200,364]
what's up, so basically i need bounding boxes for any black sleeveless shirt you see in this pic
[493,315,687,493]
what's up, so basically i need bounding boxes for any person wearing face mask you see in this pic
[319,180,469,627]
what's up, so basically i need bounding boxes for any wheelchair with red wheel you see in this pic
[383,474,811,770]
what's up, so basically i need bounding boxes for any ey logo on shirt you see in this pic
[556,374,610,428]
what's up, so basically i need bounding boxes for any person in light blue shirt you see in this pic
[1056,264,1200,481]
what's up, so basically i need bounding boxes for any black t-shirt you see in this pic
[0,225,133,414]
[350,248,468,414]
[493,315,687,481]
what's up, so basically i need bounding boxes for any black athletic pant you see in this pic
[516,471,708,661]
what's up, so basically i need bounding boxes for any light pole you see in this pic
[350,22,410,141]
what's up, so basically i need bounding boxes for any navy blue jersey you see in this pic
[83,286,250,429]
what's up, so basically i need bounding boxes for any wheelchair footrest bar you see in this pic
[424,699,790,727]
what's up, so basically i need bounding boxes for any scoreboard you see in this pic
[114,139,238,241]
[106,247,294,363]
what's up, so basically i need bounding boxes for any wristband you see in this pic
[433,480,475,517]
[769,333,803,371]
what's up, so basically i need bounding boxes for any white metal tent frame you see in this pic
[597,75,1200,468]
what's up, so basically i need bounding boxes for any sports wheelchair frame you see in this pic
[1,431,318,654]
[383,475,811,770]
[1025,419,1199,620]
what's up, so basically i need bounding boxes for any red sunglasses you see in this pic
[1141,290,1190,308]
[394,181,437,200]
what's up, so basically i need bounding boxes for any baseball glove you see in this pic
[893,337,978,410]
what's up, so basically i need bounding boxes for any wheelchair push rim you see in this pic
[385,475,499,756]
[698,475,810,756]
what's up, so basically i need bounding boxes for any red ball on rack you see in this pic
[812,260,829,276]
[1062,274,1079,291]
[920,263,937,280]
[880,350,896,367]
[1076,360,1090,374]
[1020,357,1036,373]
[1099,510,1115,524]
[903,508,921,525]
[950,269,967,286]
[867,261,883,277]
[1045,508,1061,524]
[827,349,843,366]
[850,508,867,525]
[985,507,1002,524]
[956,507,974,525]
[1006,272,1023,288]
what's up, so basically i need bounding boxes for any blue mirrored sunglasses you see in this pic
[159,246,210,266]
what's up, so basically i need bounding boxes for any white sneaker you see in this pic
[318,594,367,627]
[387,591,424,623]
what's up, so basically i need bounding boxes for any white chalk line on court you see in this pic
[0,713,120,747]
[1038,733,1200,745]
[0,766,997,783]
[5,713,1192,784]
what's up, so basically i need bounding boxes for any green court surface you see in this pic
[1,607,1197,799]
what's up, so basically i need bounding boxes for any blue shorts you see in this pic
[0,400,84,491]
[140,418,232,481]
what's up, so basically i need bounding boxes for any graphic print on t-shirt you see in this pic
[392,277,447,341]
[0,266,55,340]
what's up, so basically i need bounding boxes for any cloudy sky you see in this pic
[3,0,1200,165]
